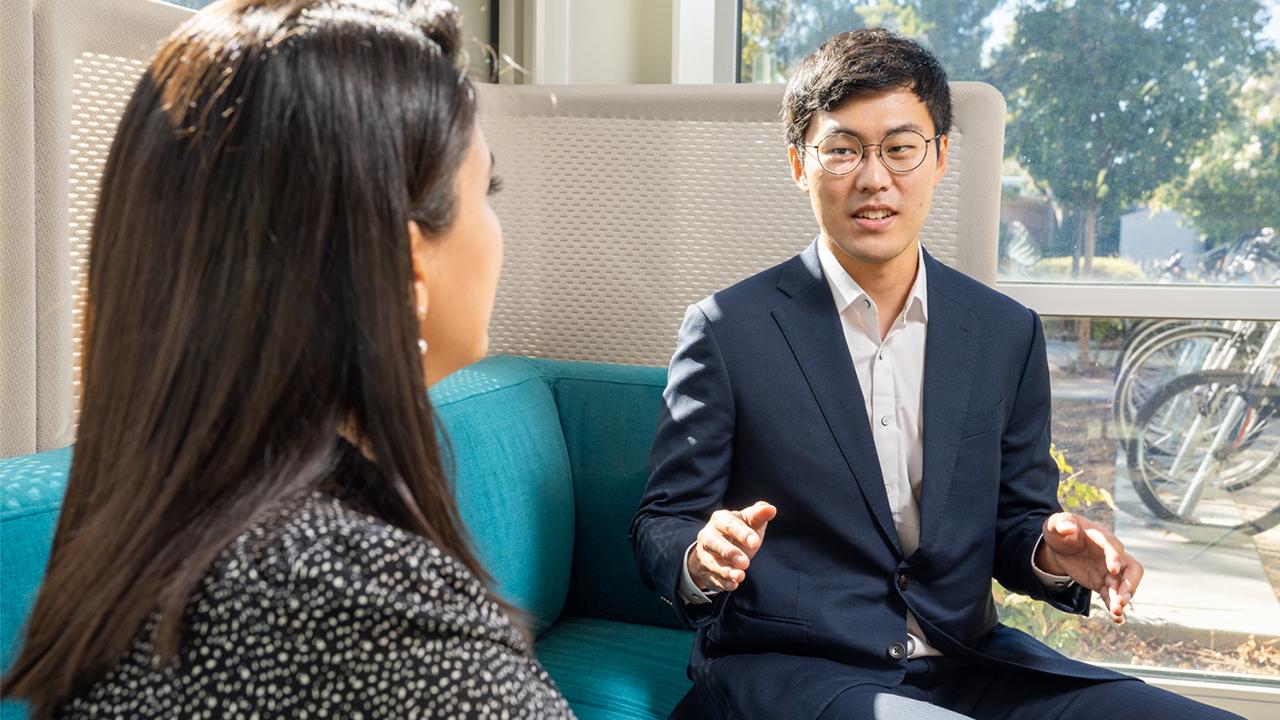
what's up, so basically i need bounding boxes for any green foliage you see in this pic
[994,444,1114,648]
[739,0,1001,83]
[1050,444,1116,512]
[1155,57,1280,248]
[1018,256,1149,283]
[1086,318,1126,347]
[992,582,1083,651]
[993,0,1268,218]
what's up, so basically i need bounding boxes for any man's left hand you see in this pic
[1038,512,1143,623]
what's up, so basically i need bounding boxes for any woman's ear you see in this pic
[408,220,429,318]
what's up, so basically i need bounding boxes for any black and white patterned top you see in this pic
[57,485,575,718]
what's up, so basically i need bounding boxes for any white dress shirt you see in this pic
[680,239,1072,659]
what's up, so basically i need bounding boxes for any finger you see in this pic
[695,545,744,587]
[739,501,777,532]
[1085,527,1125,575]
[699,527,749,569]
[1046,512,1079,538]
[1101,577,1125,622]
[698,565,739,593]
[1043,513,1082,553]
[713,510,761,553]
[1118,555,1144,603]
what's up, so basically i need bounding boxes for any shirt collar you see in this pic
[816,237,929,323]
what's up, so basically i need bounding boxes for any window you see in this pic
[742,0,1280,684]
[741,0,1280,287]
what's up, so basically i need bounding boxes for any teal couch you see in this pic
[0,356,694,719]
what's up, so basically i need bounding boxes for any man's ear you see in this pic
[788,144,810,193]
[931,134,950,187]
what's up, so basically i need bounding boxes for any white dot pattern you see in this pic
[68,52,148,429]
[57,492,575,719]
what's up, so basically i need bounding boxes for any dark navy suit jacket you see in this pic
[631,241,1123,718]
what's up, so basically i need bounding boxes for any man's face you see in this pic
[789,88,948,269]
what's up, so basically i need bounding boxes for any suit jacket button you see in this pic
[898,574,911,591]
[887,642,908,660]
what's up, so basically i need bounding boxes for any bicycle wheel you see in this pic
[1127,370,1280,534]
[1112,323,1254,440]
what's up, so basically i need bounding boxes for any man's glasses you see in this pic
[800,129,943,175]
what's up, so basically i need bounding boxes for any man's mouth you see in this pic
[852,206,897,220]
[851,206,898,229]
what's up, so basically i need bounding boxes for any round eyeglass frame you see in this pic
[800,130,944,175]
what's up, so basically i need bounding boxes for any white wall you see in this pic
[514,0,673,85]
[454,0,492,43]
[568,0,671,83]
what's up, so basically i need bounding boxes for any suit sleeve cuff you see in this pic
[679,541,720,605]
[1030,534,1075,590]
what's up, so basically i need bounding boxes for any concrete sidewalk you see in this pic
[1112,451,1280,639]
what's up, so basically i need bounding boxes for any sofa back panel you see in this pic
[432,357,576,637]
[0,359,574,678]
[0,446,73,673]
[477,82,1006,370]
[526,359,682,630]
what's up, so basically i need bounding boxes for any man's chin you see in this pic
[829,236,913,266]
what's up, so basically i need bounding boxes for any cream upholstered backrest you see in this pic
[1,0,194,455]
[478,82,1006,368]
[0,1,1004,456]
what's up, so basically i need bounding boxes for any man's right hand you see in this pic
[687,501,777,593]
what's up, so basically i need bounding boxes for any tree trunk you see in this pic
[1077,199,1099,366]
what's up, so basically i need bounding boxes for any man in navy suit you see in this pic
[631,28,1241,720]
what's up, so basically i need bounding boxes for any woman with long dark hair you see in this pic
[2,1,573,717]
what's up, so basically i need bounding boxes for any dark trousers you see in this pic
[814,656,1243,720]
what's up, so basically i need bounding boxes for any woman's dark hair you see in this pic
[782,27,952,147]
[2,0,508,714]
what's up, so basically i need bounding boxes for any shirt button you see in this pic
[878,351,885,360]
[898,574,911,591]
[887,642,908,660]
[880,416,891,426]
[863,298,872,309]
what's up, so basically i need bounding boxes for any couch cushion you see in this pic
[537,616,695,719]
[432,356,576,637]
[1,446,74,720]
[526,359,683,630]
[0,446,73,672]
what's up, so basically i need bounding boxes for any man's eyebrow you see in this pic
[824,122,929,139]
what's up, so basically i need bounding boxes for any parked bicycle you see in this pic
[1125,322,1280,534]
[1111,319,1262,442]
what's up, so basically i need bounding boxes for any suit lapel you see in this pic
[916,252,979,556]
[772,242,903,557]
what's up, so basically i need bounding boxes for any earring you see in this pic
[417,304,428,355]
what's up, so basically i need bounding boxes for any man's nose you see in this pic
[853,149,892,194]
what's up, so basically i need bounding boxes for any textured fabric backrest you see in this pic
[430,357,576,636]
[0,0,193,457]
[478,82,1006,368]
[525,359,681,629]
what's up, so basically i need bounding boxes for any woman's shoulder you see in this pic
[59,493,574,718]
[215,491,517,644]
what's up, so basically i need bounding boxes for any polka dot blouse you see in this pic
[56,490,575,718]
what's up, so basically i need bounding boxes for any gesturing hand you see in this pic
[687,501,777,593]
[1039,512,1144,623]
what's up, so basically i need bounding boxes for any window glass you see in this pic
[741,0,1280,287]
[1033,315,1279,678]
